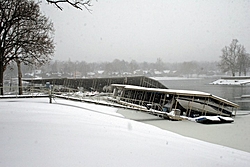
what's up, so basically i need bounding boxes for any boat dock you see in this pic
[110,84,239,118]
[22,76,167,92]
[19,76,239,122]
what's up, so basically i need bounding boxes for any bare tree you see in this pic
[155,58,165,71]
[0,0,55,95]
[237,53,250,76]
[46,0,92,11]
[218,39,246,76]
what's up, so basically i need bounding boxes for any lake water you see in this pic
[158,77,250,110]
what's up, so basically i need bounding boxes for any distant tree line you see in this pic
[4,59,222,79]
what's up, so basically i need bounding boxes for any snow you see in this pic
[211,79,250,85]
[120,84,211,96]
[0,98,249,167]
[151,77,201,80]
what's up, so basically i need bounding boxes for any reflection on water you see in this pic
[160,78,250,110]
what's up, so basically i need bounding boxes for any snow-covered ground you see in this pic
[211,79,250,85]
[0,98,249,167]
[151,77,201,80]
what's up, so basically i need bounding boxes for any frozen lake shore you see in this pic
[0,98,249,167]
[118,108,250,153]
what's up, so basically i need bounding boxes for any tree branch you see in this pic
[46,0,92,11]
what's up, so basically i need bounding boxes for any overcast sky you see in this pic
[40,0,250,63]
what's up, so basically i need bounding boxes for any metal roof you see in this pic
[111,84,239,108]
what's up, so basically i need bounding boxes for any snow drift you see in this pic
[0,98,249,167]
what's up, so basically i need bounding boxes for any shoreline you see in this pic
[117,108,250,153]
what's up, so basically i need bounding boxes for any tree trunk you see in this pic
[0,61,3,95]
[244,69,247,76]
[16,60,23,95]
[231,69,235,77]
[232,70,235,76]
[239,64,242,76]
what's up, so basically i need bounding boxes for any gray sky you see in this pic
[41,0,250,63]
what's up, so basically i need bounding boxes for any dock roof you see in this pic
[111,84,239,108]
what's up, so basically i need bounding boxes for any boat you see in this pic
[195,116,234,124]
[176,98,232,117]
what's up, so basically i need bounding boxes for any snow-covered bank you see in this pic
[151,76,250,86]
[211,78,250,85]
[151,77,201,81]
[0,98,249,167]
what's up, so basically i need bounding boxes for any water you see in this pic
[159,77,250,110]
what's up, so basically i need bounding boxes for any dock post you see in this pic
[46,82,52,104]
[49,88,52,104]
